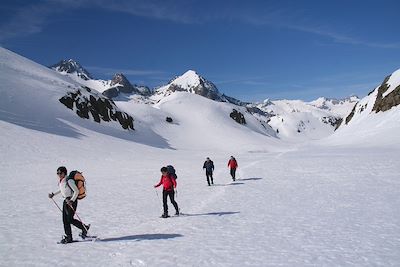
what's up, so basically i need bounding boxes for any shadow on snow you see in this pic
[100,233,183,242]
[238,177,263,181]
[213,182,245,186]
[182,211,240,217]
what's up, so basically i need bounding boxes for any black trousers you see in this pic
[63,199,84,237]
[163,190,179,215]
[206,171,214,185]
[230,168,236,180]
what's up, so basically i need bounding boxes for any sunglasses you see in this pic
[57,172,63,175]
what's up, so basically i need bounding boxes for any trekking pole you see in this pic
[51,198,62,213]
[68,203,89,233]
[155,188,161,202]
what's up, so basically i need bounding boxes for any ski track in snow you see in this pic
[1,139,399,266]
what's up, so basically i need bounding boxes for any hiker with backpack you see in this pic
[154,166,179,218]
[228,156,238,181]
[48,166,90,244]
[203,157,215,186]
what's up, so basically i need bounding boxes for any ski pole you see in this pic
[68,203,89,233]
[51,198,62,212]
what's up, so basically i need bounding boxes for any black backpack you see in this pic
[166,165,177,179]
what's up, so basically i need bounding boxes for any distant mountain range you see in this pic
[50,58,367,140]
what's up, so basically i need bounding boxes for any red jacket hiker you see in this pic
[155,174,177,191]
[228,158,238,169]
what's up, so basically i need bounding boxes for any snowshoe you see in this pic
[81,224,90,238]
[59,235,73,244]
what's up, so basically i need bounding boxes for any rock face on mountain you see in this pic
[153,70,225,101]
[372,75,400,113]
[51,59,92,80]
[59,86,134,130]
[102,73,141,98]
[343,69,400,127]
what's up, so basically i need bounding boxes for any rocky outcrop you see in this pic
[230,109,246,124]
[59,86,134,130]
[372,75,400,113]
[344,103,357,125]
[321,116,342,129]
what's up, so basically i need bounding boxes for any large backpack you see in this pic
[166,165,177,179]
[67,170,86,200]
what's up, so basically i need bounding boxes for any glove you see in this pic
[66,199,73,206]
[48,193,54,199]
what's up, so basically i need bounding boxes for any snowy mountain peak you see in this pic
[51,59,92,80]
[154,70,223,101]
[110,73,131,88]
[172,70,202,88]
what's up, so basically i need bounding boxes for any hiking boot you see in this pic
[81,224,90,238]
[161,213,169,218]
[60,235,73,244]
[175,210,180,216]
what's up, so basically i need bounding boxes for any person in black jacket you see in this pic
[203,157,215,186]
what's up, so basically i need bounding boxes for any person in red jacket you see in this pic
[154,166,179,218]
[228,156,238,181]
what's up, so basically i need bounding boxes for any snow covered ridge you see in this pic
[51,59,92,81]
[59,86,134,130]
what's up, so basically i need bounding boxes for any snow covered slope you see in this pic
[325,69,400,146]
[308,96,359,117]
[0,47,170,148]
[117,92,279,151]
[1,47,280,152]
[257,99,345,141]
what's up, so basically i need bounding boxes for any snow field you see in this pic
[1,121,399,266]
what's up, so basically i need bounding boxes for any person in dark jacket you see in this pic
[154,167,179,218]
[203,157,215,186]
[227,156,238,181]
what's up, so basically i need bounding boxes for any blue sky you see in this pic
[1,0,400,101]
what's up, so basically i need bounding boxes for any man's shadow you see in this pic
[238,178,263,181]
[100,233,183,242]
[213,182,245,186]
[182,211,240,217]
